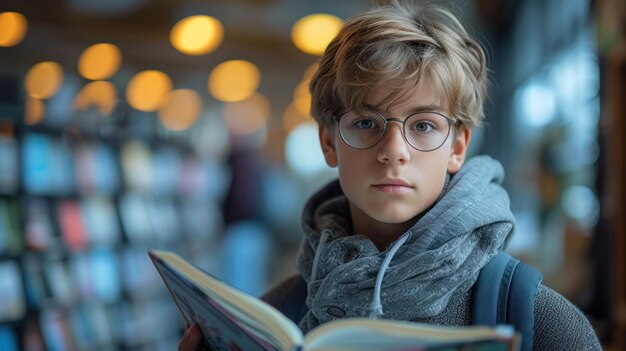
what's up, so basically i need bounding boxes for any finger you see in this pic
[178,325,201,351]
[188,325,202,349]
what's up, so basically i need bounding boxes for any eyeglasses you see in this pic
[334,110,456,151]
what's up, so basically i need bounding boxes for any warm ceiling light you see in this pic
[25,96,44,125]
[293,80,309,101]
[170,15,224,56]
[77,43,122,80]
[223,93,271,135]
[208,60,260,102]
[0,12,28,47]
[293,80,311,116]
[125,70,172,112]
[291,14,342,56]
[283,102,313,133]
[158,89,202,131]
[73,81,118,115]
[25,61,64,99]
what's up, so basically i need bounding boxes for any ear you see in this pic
[319,124,338,167]
[447,127,471,174]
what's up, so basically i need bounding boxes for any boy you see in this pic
[180,0,601,350]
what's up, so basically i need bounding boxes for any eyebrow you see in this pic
[363,103,448,115]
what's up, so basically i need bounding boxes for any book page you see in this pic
[150,250,303,351]
[303,318,518,351]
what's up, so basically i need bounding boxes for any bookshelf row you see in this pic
[0,195,222,257]
[0,129,230,199]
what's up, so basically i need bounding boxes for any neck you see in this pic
[349,204,417,251]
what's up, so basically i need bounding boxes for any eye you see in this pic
[413,121,434,133]
[353,118,378,129]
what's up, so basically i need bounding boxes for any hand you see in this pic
[179,323,202,351]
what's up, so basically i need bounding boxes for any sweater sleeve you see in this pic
[533,285,601,350]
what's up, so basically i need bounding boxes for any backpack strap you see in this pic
[279,276,308,324]
[472,251,543,351]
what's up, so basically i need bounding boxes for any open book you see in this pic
[149,249,520,351]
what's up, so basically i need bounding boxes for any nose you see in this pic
[376,122,411,165]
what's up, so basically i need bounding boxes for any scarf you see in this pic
[295,155,514,333]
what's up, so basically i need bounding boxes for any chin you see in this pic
[367,209,420,225]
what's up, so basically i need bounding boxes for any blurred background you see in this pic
[0,0,624,350]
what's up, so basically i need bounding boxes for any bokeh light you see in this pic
[291,14,342,56]
[121,141,153,192]
[0,12,28,47]
[561,185,599,229]
[170,15,224,56]
[293,80,311,116]
[514,77,556,128]
[126,70,172,112]
[158,89,203,131]
[285,122,327,176]
[283,102,313,133]
[77,43,122,80]
[208,60,260,102]
[25,96,45,125]
[223,93,271,136]
[25,61,64,100]
[73,81,118,115]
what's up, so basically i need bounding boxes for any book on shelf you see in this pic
[149,249,520,351]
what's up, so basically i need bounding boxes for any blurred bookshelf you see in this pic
[0,75,227,350]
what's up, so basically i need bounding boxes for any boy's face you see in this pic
[319,81,471,227]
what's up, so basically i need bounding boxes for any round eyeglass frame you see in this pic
[333,110,457,152]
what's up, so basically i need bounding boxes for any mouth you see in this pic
[371,179,414,194]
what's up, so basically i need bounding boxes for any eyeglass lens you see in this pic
[338,111,451,151]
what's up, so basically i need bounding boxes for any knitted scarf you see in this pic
[295,155,514,333]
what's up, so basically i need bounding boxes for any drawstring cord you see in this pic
[311,229,331,283]
[368,234,410,319]
[310,228,410,320]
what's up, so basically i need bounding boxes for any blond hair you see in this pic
[310,0,488,129]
